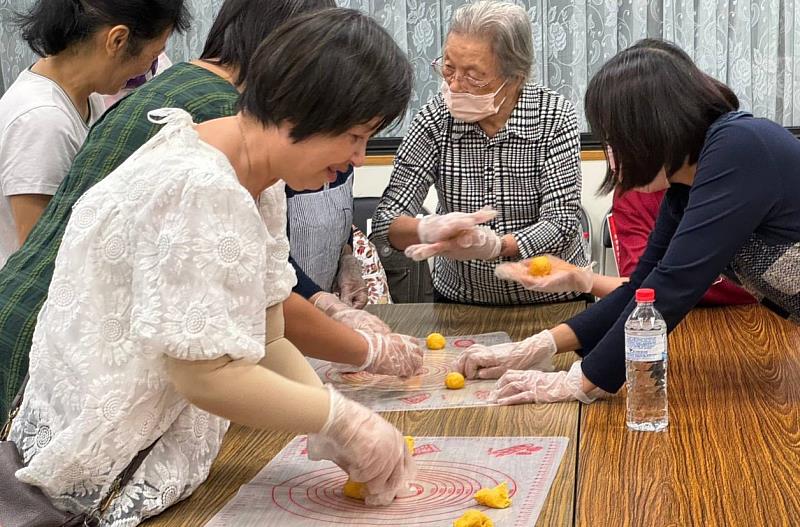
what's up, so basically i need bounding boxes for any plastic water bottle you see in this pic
[624,288,668,432]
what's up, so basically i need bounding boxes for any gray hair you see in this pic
[448,1,534,81]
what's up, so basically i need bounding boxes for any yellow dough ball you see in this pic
[453,509,494,527]
[342,479,366,500]
[445,372,465,390]
[426,332,446,350]
[474,482,512,509]
[343,436,415,500]
[528,256,552,277]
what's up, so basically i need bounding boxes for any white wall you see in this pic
[353,159,618,276]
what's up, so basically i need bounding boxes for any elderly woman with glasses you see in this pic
[371,0,586,305]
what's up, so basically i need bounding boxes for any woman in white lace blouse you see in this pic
[9,10,415,526]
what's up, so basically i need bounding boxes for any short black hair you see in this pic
[586,39,739,194]
[199,0,335,87]
[239,8,413,142]
[15,0,191,58]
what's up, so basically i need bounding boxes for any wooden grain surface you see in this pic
[576,305,800,526]
[143,301,586,527]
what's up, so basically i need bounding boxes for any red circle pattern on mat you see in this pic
[270,461,517,525]
[324,361,451,392]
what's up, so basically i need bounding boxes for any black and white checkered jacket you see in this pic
[371,82,587,305]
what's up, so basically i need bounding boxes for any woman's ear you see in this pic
[104,25,131,57]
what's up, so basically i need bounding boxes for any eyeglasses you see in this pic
[431,56,495,89]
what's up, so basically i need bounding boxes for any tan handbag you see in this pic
[0,376,158,527]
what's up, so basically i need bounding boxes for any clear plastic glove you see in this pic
[335,253,368,308]
[451,330,557,380]
[417,206,497,244]
[491,360,609,405]
[334,330,423,378]
[495,255,594,293]
[308,386,416,506]
[313,292,391,334]
[405,226,502,262]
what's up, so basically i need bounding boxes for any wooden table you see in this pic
[144,301,586,527]
[576,305,800,526]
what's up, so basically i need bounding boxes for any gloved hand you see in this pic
[335,330,423,378]
[491,360,609,405]
[308,386,416,506]
[312,292,391,334]
[335,253,368,309]
[417,207,497,244]
[495,255,594,293]
[451,330,557,379]
[405,226,502,262]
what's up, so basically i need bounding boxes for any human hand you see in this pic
[451,330,557,379]
[417,206,497,244]
[491,360,608,405]
[495,255,594,293]
[336,253,368,308]
[307,386,416,505]
[312,292,391,334]
[340,330,423,378]
[405,226,502,262]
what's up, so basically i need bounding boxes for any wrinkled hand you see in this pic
[405,226,502,262]
[491,360,608,405]
[313,292,391,334]
[495,255,594,293]
[308,386,416,506]
[340,330,423,378]
[336,253,368,309]
[417,207,497,244]
[451,330,556,379]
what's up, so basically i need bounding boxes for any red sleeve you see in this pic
[612,189,756,306]
[610,189,664,277]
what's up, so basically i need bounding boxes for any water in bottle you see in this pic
[624,288,668,432]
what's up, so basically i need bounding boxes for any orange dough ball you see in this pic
[528,256,552,277]
[426,332,446,350]
[445,372,465,390]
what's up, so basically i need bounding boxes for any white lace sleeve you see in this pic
[129,173,269,362]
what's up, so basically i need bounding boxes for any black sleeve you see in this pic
[289,254,323,299]
[572,123,777,392]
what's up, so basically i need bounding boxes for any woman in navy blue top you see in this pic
[452,40,800,403]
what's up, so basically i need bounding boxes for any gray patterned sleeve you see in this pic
[511,99,582,259]
[370,102,441,250]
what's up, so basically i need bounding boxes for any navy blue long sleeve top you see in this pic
[568,112,800,393]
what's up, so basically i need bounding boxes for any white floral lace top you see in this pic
[9,108,296,526]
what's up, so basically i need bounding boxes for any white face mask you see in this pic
[441,80,507,123]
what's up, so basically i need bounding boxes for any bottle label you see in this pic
[625,334,665,362]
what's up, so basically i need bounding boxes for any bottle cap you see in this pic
[635,288,655,302]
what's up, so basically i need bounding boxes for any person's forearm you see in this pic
[550,323,582,354]
[10,194,51,245]
[387,215,421,250]
[167,356,330,433]
[499,234,519,258]
[591,275,628,297]
[284,292,368,365]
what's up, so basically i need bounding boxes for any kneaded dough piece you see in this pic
[343,436,415,500]
[342,479,366,500]
[445,372,465,389]
[528,255,552,277]
[474,482,511,509]
[426,332,446,350]
[453,509,494,527]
